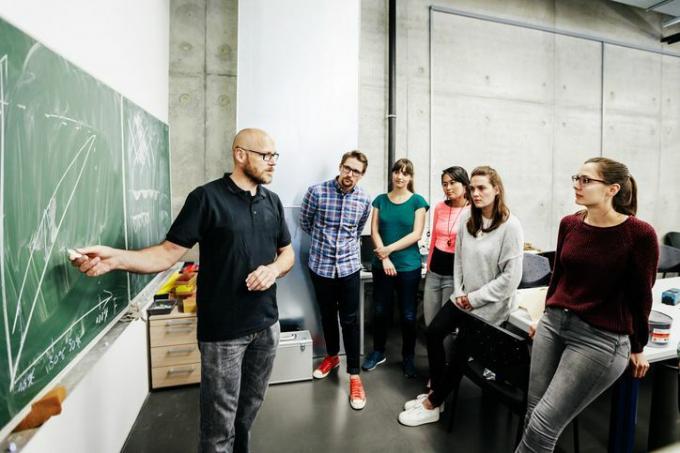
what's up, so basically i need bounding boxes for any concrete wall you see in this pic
[169,0,238,218]
[360,0,680,250]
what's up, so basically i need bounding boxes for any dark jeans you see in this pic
[310,269,361,374]
[198,322,280,453]
[371,267,421,358]
[426,302,468,407]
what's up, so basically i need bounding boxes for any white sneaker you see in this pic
[403,394,445,412]
[398,404,440,427]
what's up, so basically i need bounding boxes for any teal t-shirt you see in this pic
[372,193,429,272]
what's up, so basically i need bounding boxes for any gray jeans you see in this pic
[516,307,630,453]
[423,271,454,326]
[198,322,280,453]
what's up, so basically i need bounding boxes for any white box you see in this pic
[269,330,313,384]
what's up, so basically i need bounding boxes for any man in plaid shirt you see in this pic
[299,150,371,410]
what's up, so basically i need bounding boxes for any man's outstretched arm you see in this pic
[71,240,189,277]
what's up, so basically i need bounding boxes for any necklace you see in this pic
[445,200,467,246]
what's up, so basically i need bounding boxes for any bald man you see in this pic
[71,128,295,453]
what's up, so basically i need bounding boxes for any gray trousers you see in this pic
[198,322,280,453]
[423,271,454,326]
[516,307,630,453]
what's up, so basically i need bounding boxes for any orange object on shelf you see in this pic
[175,272,196,284]
[13,386,67,432]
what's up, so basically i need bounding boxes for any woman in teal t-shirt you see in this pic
[362,158,429,378]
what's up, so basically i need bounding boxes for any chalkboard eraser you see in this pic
[67,248,83,260]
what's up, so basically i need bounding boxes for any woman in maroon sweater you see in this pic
[516,157,658,453]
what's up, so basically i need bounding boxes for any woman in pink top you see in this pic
[423,166,471,325]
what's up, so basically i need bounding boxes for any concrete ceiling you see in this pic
[611,0,680,26]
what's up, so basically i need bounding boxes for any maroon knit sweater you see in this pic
[546,213,659,353]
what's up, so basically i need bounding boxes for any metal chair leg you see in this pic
[447,383,460,433]
[515,412,526,449]
[573,416,580,453]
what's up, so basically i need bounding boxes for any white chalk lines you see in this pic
[0,55,114,390]
[9,131,97,390]
[1,54,12,383]
[11,135,96,335]
[12,291,113,387]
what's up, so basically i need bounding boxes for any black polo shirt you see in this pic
[166,173,291,341]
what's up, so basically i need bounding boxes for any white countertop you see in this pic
[510,276,680,363]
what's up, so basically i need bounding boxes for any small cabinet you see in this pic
[148,307,200,389]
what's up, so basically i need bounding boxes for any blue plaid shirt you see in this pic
[299,178,371,278]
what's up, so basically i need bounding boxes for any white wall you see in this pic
[237,0,360,207]
[0,0,169,122]
[21,321,149,453]
[0,1,169,451]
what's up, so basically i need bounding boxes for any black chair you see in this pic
[658,245,680,277]
[663,231,680,249]
[519,253,551,289]
[537,250,556,271]
[447,310,579,452]
[360,234,373,271]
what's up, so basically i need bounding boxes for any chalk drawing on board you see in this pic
[44,114,93,131]
[11,135,97,335]
[0,18,170,433]
[0,54,11,384]
[0,104,99,390]
[10,136,96,389]
[12,290,115,390]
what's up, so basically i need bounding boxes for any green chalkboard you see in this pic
[0,17,171,433]
[123,100,172,297]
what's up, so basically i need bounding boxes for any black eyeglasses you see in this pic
[571,174,607,186]
[239,147,280,162]
[340,164,363,177]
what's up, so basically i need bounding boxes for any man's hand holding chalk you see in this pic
[68,246,119,277]
[67,248,83,260]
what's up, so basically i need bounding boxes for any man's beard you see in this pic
[340,176,354,190]
[244,160,272,185]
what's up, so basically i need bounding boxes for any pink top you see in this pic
[427,201,469,269]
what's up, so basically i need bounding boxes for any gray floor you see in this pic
[120,328,674,453]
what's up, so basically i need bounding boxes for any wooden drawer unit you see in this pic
[150,317,197,346]
[148,307,200,389]
[150,343,201,368]
[151,363,201,389]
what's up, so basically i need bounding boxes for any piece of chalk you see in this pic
[67,249,83,260]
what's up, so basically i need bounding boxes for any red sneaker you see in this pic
[349,376,366,410]
[313,355,340,379]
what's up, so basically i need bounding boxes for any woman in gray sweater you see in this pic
[398,165,524,427]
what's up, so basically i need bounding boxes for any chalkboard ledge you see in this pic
[0,264,182,450]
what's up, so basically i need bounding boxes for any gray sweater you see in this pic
[452,210,524,326]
